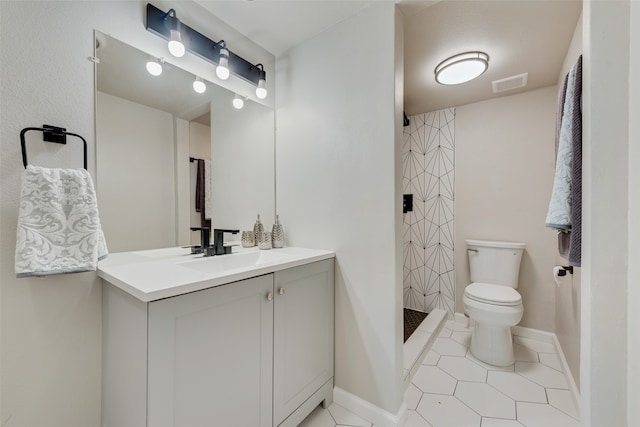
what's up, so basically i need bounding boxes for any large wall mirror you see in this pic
[95,31,275,252]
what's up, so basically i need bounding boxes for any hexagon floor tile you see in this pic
[515,361,569,389]
[437,355,487,382]
[486,370,548,403]
[412,365,457,395]
[480,418,525,427]
[299,323,580,427]
[299,404,372,427]
[401,321,579,427]
[516,402,580,427]
[417,394,481,427]
[454,381,516,419]
[432,337,468,356]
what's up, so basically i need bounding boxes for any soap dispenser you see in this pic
[272,215,284,248]
[253,214,264,245]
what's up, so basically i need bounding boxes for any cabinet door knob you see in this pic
[267,292,273,301]
[279,287,285,295]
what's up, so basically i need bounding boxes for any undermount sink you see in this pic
[177,250,295,274]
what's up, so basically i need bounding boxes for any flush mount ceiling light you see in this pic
[434,51,489,85]
[193,76,206,94]
[145,4,268,99]
[145,57,163,76]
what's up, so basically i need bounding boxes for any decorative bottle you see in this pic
[271,214,284,248]
[253,214,264,245]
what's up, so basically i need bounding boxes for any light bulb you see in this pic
[255,78,267,99]
[216,46,230,80]
[146,59,162,76]
[232,94,244,109]
[168,29,185,58]
[193,77,206,94]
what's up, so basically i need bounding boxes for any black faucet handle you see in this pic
[190,227,211,248]
[213,228,240,234]
[211,229,240,256]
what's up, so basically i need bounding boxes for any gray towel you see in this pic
[569,56,583,267]
[555,73,570,261]
[545,62,578,230]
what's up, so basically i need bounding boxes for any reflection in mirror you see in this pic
[95,31,275,252]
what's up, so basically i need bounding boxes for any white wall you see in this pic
[554,11,582,389]
[189,121,212,161]
[628,3,640,425]
[97,92,176,252]
[0,2,273,425]
[276,2,404,417]
[211,93,275,234]
[455,87,558,332]
[176,119,191,247]
[581,1,630,425]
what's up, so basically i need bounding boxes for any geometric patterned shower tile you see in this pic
[403,108,455,316]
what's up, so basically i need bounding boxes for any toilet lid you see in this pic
[465,282,522,306]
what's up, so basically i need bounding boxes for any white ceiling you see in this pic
[403,0,582,114]
[196,0,582,114]
[195,0,377,57]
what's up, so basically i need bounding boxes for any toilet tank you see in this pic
[466,239,526,288]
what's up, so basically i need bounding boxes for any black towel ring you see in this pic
[20,125,88,170]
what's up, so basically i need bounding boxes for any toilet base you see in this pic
[470,322,515,367]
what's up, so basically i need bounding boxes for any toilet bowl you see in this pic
[464,239,526,367]
[463,282,523,366]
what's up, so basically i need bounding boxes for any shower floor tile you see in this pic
[299,320,580,427]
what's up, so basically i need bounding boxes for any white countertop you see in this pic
[98,246,335,302]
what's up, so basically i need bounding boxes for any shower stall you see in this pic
[402,108,456,339]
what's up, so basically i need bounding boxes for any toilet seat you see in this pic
[464,282,522,306]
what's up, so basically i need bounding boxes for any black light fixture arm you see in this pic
[145,3,265,87]
[162,8,180,32]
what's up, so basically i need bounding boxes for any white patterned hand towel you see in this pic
[15,166,108,278]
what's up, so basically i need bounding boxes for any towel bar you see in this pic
[20,125,88,169]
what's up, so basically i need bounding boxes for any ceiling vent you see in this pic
[492,73,528,94]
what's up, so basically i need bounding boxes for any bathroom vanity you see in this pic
[99,247,335,427]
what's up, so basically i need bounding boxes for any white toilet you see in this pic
[463,239,526,366]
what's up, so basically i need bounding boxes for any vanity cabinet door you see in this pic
[273,259,334,426]
[147,274,274,427]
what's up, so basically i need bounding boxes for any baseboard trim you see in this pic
[333,386,407,427]
[549,333,581,413]
[511,325,555,343]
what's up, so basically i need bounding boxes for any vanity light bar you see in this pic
[145,3,265,87]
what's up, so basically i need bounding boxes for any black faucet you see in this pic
[190,227,210,254]
[207,228,240,256]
